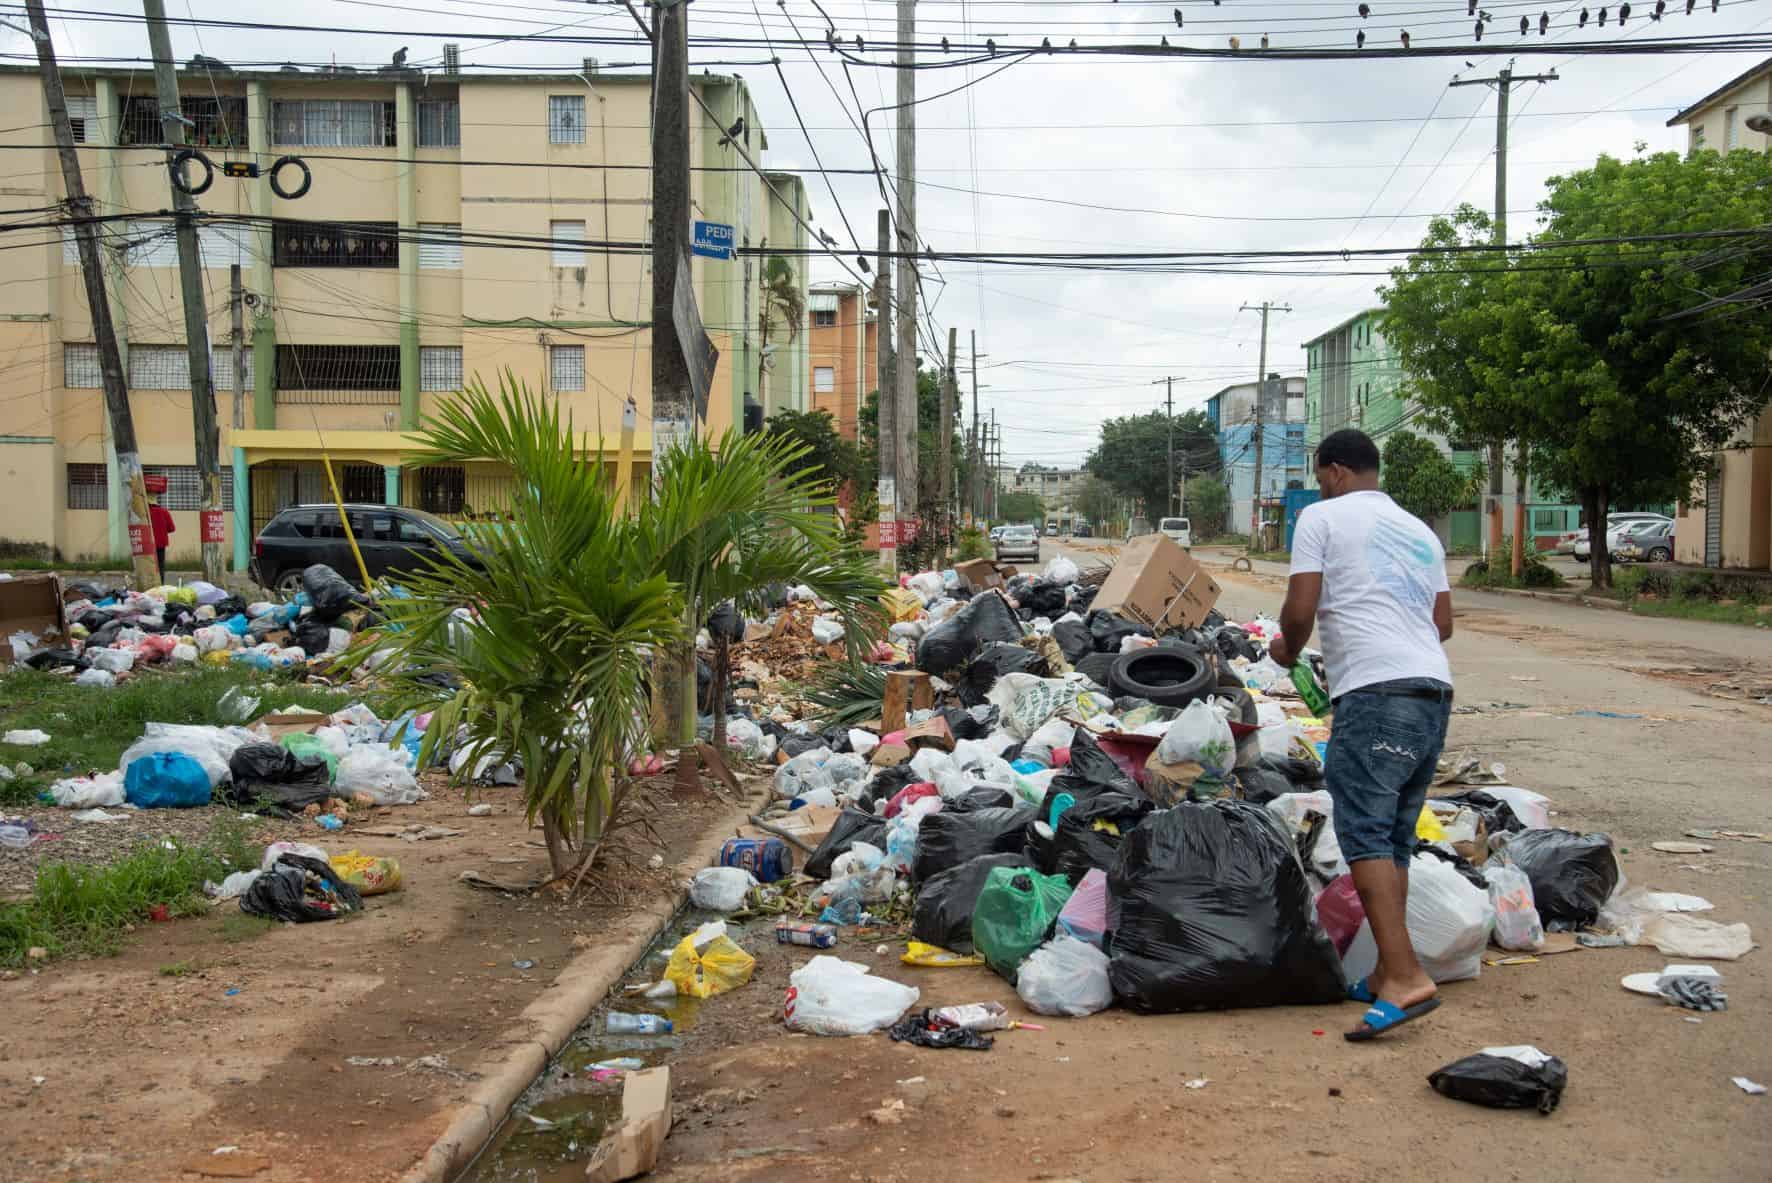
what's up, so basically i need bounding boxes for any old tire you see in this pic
[1107,645,1214,707]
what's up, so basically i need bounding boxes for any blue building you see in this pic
[1205,374,1307,542]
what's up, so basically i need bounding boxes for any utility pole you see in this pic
[1165,377,1175,517]
[28,0,157,589]
[1240,301,1291,549]
[969,329,980,527]
[144,0,223,583]
[939,325,956,541]
[874,208,896,572]
[650,0,692,463]
[893,0,919,550]
[1451,63,1556,577]
[229,264,246,431]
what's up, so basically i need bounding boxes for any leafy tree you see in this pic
[995,489,1045,524]
[763,407,864,497]
[1084,410,1220,525]
[1381,430,1481,525]
[1074,473,1118,528]
[1182,475,1230,538]
[1382,149,1772,587]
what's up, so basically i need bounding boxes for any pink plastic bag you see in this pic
[1315,873,1365,955]
[1057,868,1109,948]
[884,782,939,820]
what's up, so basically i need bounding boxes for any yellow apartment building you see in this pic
[0,58,811,567]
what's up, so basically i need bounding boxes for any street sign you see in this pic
[691,220,734,261]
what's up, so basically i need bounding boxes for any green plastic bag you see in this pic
[281,733,338,783]
[972,866,1074,983]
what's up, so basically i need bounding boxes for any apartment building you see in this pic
[0,59,810,564]
[1008,463,1084,528]
[806,281,876,440]
[1205,374,1306,537]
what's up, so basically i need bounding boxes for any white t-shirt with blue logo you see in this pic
[1289,489,1452,697]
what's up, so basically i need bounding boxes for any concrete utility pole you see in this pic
[650,0,692,465]
[1451,63,1556,577]
[875,208,896,572]
[893,0,919,548]
[28,0,158,589]
[939,325,956,537]
[229,263,246,431]
[969,329,980,526]
[144,0,224,583]
[1165,377,1175,517]
[1241,301,1290,548]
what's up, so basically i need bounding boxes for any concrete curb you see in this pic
[398,791,761,1183]
[1466,585,1632,612]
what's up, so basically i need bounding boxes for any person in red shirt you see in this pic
[148,496,175,582]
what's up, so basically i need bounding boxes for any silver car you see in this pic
[1573,512,1672,561]
[1614,519,1674,563]
[995,524,1040,564]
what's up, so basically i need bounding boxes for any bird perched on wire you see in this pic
[718,116,745,147]
[1400,29,1411,47]
[1540,10,1550,32]
[1685,0,1694,12]
[824,28,836,51]
[941,35,949,51]
[855,34,865,50]
[391,46,408,67]
[1069,37,1078,48]
[1174,7,1184,26]
[1653,0,1665,18]
[1468,0,1476,13]
[1162,35,1170,46]
[1356,29,1366,47]
[1579,7,1589,25]
[1475,19,1484,37]
[1620,1,1631,21]
[1358,3,1370,17]
[986,37,997,54]
[1041,35,1052,50]
[1598,6,1607,24]
[1229,34,1241,49]
[1520,14,1529,32]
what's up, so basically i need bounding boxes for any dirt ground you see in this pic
[0,768,744,1183]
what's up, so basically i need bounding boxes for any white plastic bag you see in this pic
[88,648,135,674]
[907,571,945,604]
[119,734,234,790]
[1405,854,1495,982]
[775,748,835,799]
[312,725,352,761]
[170,643,198,664]
[847,729,880,757]
[830,841,886,881]
[810,617,846,645]
[723,716,768,760]
[1016,935,1113,1017]
[1042,555,1080,586]
[74,668,116,689]
[261,841,330,870]
[689,866,757,912]
[784,955,919,1036]
[986,673,1080,740]
[1484,863,1545,951]
[823,753,871,790]
[1266,792,1347,883]
[1484,785,1553,830]
[336,745,427,805]
[49,772,124,808]
[1020,718,1076,768]
[193,625,233,654]
[206,869,263,900]
[1156,699,1235,773]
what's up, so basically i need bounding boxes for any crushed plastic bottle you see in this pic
[1289,661,1331,716]
[606,1012,673,1035]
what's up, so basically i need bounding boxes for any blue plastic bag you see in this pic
[123,751,212,808]
[223,613,250,636]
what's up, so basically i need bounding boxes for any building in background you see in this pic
[1007,463,1083,529]
[0,59,809,564]
[1667,58,1772,569]
[806,280,876,440]
[1205,374,1306,542]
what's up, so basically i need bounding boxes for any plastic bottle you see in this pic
[606,1012,673,1035]
[1289,660,1331,716]
[775,921,838,948]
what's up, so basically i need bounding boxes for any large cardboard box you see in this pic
[584,1067,672,1183]
[955,558,1016,592]
[0,574,66,666]
[1090,534,1221,631]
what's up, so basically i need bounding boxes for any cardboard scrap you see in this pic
[901,715,956,753]
[1089,533,1220,631]
[870,742,912,768]
[584,1067,672,1183]
[955,558,1016,593]
[1143,751,1206,808]
[0,573,67,666]
[252,710,327,741]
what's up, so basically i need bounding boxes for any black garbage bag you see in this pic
[1260,752,1325,790]
[912,805,1035,884]
[953,785,1018,812]
[1499,829,1619,930]
[294,617,334,657]
[941,703,999,741]
[1049,790,1154,883]
[696,655,714,714]
[1429,1050,1568,1115]
[1429,789,1523,836]
[956,643,1047,707]
[1206,625,1259,664]
[25,647,87,672]
[1087,609,1143,654]
[211,594,248,620]
[224,744,333,817]
[707,600,745,642]
[1049,730,1139,804]
[1052,619,1093,664]
[858,764,921,812]
[1021,580,1068,616]
[1107,799,1346,1012]
[1068,584,1099,613]
[67,579,117,601]
[302,564,364,621]
[86,619,124,649]
[805,808,889,880]
[1203,608,1227,628]
[1005,575,1033,598]
[889,1009,994,1050]
[1233,765,1293,806]
[916,591,1022,677]
[1074,652,1118,688]
[241,853,363,922]
[779,733,828,760]
[75,608,111,631]
[911,851,1034,953]
[817,723,854,754]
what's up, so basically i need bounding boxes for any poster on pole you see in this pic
[673,250,719,424]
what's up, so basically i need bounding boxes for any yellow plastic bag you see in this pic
[901,940,985,968]
[331,849,403,895]
[881,587,924,623]
[664,922,755,998]
[1415,805,1448,843]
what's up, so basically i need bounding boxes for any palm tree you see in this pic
[758,255,806,409]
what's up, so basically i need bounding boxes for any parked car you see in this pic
[1572,512,1672,561]
[1614,519,1675,563]
[995,523,1041,564]
[252,503,478,596]
[989,525,1006,543]
[1044,522,1059,536]
[1073,522,1093,538]
[1158,516,1193,549]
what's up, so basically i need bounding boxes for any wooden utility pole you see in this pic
[27,0,157,588]
[143,0,224,583]
[893,0,919,548]
[1241,301,1290,549]
[650,0,692,461]
[970,329,980,526]
[229,263,246,430]
[1152,374,1185,517]
[939,325,956,539]
[1451,64,1556,577]
[874,208,897,572]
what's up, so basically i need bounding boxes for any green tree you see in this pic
[1382,148,1772,587]
[763,407,864,497]
[1381,430,1481,526]
[1084,410,1220,525]
[1074,473,1117,528]
[995,489,1045,524]
[1182,475,1230,538]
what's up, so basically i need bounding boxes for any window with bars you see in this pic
[273,220,399,268]
[417,100,460,147]
[412,465,466,514]
[419,346,462,392]
[64,343,102,388]
[276,344,400,391]
[144,465,236,511]
[119,95,248,148]
[549,344,585,392]
[813,309,837,328]
[270,99,395,148]
[548,94,585,144]
[129,345,193,389]
[67,95,97,143]
[1725,107,1739,150]
[67,463,108,509]
[550,220,585,268]
[418,223,462,269]
[813,365,835,393]
[210,344,255,391]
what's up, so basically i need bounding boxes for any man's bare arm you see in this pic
[1268,571,1322,668]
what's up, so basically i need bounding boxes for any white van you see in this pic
[1159,516,1192,549]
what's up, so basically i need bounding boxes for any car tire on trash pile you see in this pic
[1106,645,1213,707]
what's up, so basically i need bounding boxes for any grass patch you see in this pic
[159,959,200,976]
[1608,565,1772,626]
[0,817,263,965]
[218,913,277,943]
[0,665,366,806]
[6,558,211,574]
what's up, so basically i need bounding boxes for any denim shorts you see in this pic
[1323,678,1453,866]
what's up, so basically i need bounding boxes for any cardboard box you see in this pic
[1143,751,1206,808]
[870,742,912,768]
[253,709,328,740]
[742,803,841,850]
[1091,534,1221,631]
[584,1067,672,1183]
[954,558,1017,592]
[901,715,955,753]
[0,574,66,666]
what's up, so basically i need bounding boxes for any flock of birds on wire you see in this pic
[821,0,1726,55]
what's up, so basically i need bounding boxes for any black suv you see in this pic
[252,504,477,596]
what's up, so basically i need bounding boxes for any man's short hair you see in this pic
[1316,428,1380,474]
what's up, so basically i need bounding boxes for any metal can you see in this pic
[775,921,838,948]
[719,836,794,883]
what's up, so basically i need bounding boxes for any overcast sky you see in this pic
[10,0,1769,465]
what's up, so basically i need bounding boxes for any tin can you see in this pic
[775,921,838,948]
[719,836,793,883]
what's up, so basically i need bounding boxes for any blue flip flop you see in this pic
[1345,997,1441,1041]
[1347,977,1376,1004]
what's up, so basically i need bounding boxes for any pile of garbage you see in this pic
[207,838,403,921]
[11,564,375,686]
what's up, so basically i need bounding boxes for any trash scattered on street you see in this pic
[1428,1046,1569,1114]
[1734,1077,1767,1096]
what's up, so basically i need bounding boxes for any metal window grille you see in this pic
[418,223,462,269]
[64,343,101,388]
[548,94,585,144]
[67,95,97,143]
[67,462,108,509]
[119,95,247,148]
[210,344,255,391]
[1725,108,1739,150]
[197,221,252,268]
[413,465,466,514]
[550,345,585,392]
[276,344,401,391]
[417,101,460,147]
[271,100,394,148]
[549,220,585,267]
[125,218,180,267]
[813,365,835,393]
[419,346,462,391]
[272,220,399,268]
[129,345,192,389]
[143,465,235,511]
[340,465,383,503]
[812,310,836,328]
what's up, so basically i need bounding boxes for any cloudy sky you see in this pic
[9,0,1769,465]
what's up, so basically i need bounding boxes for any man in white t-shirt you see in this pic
[1269,428,1454,1042]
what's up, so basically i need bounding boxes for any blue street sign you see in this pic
[691,220,734,261]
